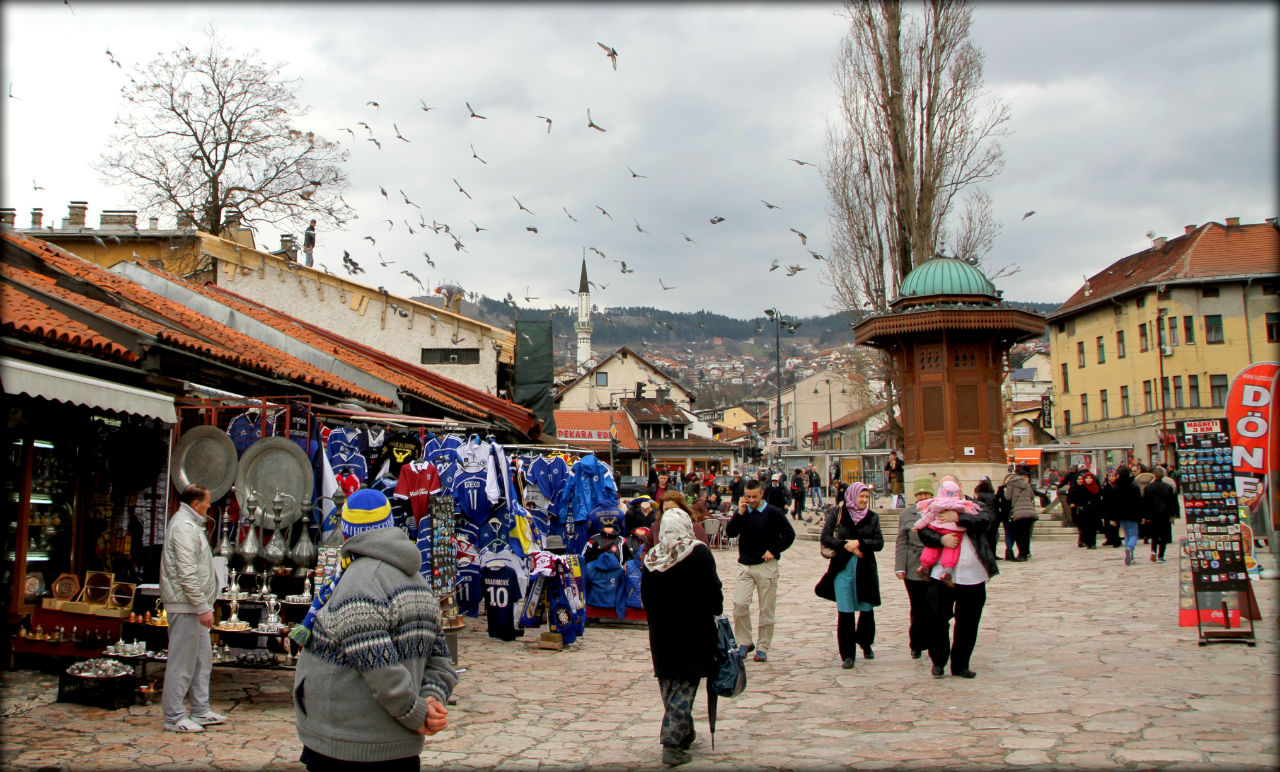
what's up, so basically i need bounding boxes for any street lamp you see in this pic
[813,379,848,451]
[762,308,801,467]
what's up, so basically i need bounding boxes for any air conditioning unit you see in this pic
[1161,345,1173,357]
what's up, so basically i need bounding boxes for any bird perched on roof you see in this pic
[597,42,618,70]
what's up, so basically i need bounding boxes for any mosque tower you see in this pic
[575,258,593,371]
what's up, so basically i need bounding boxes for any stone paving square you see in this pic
[1,523,1276,771]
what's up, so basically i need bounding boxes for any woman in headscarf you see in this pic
[639,509,723,769]
[814,482,884,669]
[1067,469,1103,549]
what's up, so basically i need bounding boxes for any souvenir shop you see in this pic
[7,377,645,698]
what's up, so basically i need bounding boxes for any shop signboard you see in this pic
[1225,362,1278,542]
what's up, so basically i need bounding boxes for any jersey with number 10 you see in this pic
[481,564,523,641]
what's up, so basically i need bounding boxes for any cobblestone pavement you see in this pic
[2,523,1277,771]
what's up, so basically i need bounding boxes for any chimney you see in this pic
[1184,224,1196,235]
[1225,216,1240,227]
[99,209,137,229]
[1152,236,1166,249]
[0,208,14,229]
[280,233,297,260]
[148,216,159,230]
[30,208,43,229]
[176,211,195,229]
[67,201,88,228]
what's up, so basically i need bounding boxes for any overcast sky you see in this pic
[3,2,1275,318]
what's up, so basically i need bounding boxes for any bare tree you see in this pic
[97,29,352,236]
[822,0,1011,448]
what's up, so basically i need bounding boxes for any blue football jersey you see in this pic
[456,562,482,618]
[481,564,524,641]
[453,469,493,526]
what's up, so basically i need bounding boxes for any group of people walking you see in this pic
[1060,462,1180,564]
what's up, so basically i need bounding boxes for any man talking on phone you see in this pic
[725,479,795,662]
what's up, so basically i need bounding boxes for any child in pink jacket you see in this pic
[913,480,979,587]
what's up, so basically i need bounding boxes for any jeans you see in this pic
[1120,520,1140,550]
[809,487,823,507]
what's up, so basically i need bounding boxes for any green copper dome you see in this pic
[897,256,998,300]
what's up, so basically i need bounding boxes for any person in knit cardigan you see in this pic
[290,489,458,771]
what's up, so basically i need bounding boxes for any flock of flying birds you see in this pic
[311,40,828,309]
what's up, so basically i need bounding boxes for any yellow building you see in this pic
[1046,218,1279,467]
[718,406,758,432]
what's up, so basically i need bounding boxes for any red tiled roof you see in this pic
[553,409,640,450]
[717,427,750,442]
[1,232,392,406]
[0,280,139,364]
[195,281,538,436]
[621,397,686,423]
[554,346,693,400]
[816,403,891,434]
[1011,400,1042,412]
[1051,221,1280,319]
[644,437,738,450]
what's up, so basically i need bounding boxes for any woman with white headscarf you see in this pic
[640,509,723,768]
[814,482,884,670]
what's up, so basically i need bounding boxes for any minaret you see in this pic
[575,258,593,370]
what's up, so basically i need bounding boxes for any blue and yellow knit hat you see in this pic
[341,489,393,539]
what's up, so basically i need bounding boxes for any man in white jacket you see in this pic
[159,484,227,732]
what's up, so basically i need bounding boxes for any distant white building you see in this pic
[555,346,695,411]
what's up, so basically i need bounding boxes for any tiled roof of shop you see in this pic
[0,279,139,363]
[196,281,538,436]
[553,409,640,450]
[620,397,687,423]
[1,232,392,406]
[644,437,738,450]
[815,403,891,434]
[1051,221,1280,319]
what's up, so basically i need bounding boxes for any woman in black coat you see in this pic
[1067,470,1103,549]
[639,509,723,768]
[815,482,883,669]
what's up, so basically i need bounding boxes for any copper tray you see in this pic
[171,425,239,501]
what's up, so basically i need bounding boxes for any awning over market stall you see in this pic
[0,356,177,423]
[1013,447,1043,464]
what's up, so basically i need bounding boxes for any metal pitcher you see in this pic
[262,491,296,569]
[289,505,319,577]
[212,507,235,559]
[237,502,263,575]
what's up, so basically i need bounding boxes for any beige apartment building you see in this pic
[1045,218,1279,467]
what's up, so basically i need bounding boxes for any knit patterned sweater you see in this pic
[293,528,458,762]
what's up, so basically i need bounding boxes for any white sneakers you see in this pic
[164,711,228,732]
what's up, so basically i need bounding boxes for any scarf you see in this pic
[844,482,870,524]
[287,553,352,649]
[642,509,700,573]
[1081,475,1100,494]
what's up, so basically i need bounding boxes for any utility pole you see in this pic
[763,308,801,470]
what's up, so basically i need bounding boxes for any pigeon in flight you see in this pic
[789,158,815,167]
[808,250,826,260]
[589,246,606,259]
[616,260,634,274]
[401,270,425,292]
[596,205,612,220]
[367,137,382,150]
[597,42,618,70]
[363,235,377,245]
[471,144,487,164]
[452,236,467,252]
[340,127,356,139]
[379,186,388,199]
[422,252,435,268]
[471,221,488,232]
[513,196,535,216]
[785,265,805,276]
[401,190,420,208]
[419,99,435,112]
[681,232,696,244]
[790,228,808,245]
[32,178,44,191]
[393,123,409,142]
[586,108,606,132]
[563,207,578,222]
[627,165,647,179]
[769,258,780,272]
[658,278,676,291]
[634,218,649,235]
[761,200,782,210]
[466,102,487,119]
[536,115,553,134]
[105,48,122,68]
[378,253,395,267]
[1022,210,1036,220]
[453,179,472,199]
[366,100,380,109]
[384,218,395,231]
[709,216,725,225]
[404,220,416,234]
[526,226,539,234]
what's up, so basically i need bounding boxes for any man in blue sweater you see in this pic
[725,479,795,662]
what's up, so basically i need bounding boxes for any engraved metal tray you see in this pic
[171,425,239,501]
[234,437,313,529]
